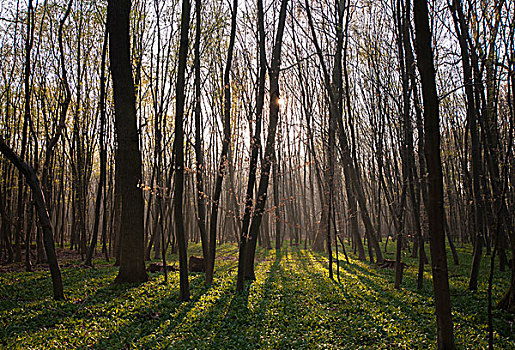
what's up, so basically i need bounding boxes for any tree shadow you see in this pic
[3,245,513,348]
[2,245,250,344]
[291,248,436,346]
[145,248,281,349]
[92,274,211,349]
[0,265,120,339]
[0,266,211,347]
[212,249,283,344]
[302,248,515,346]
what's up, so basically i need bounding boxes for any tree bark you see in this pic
[413,0,455,347]
[173,0,192,300]
[206,0,237,285]
[193,0,208,264]
[108,0,148,284]
[236,0,289,290]
[86,27,108,267]
[0,137,64,300]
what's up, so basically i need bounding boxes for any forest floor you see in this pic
[0,242,514,349]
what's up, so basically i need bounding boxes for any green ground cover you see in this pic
[0,243,513,349]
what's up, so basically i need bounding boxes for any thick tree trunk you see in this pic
[108,0,148,284]
[413,0,455,348]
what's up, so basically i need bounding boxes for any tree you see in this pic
[413,0,455,347]
[174,0,192,301]
[237,0,289,288]
[305,0,383,264]
[107,0,148,284]
[206,0,238,285]
[85,26,108,267]
[193,0,209,267]
[236,0,267,288]
[0,137,64,300]
[449,0,486,291]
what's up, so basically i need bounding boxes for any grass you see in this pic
[0,242,514,349]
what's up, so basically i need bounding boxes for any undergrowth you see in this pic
[0,242,513,349]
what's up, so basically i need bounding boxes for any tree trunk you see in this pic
[449,0,485,291]
[273,153,281,251]
[193,0,208,264]
[206,0,237,285]
[236,0,288,290]
[86,27,108,267]
[108,0,148,284]
[413,0,455,347]
[0,137,64,300]
[235,0,267,289]
[173,0,192,300]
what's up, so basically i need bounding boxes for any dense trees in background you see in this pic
[0,0,514,346]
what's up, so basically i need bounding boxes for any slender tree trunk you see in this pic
[273,152,281,251]
[236,0,267,289]
[0,137,64,300]
[326,112,335,280]
[42,0,72,224]
[237,0,289,289]
[497,24,515,313]
[206,0,238,285]
[173,0,191,300]
[449,0,486,291]
[193,0,208,263]
[394,0,410,290]
[14,0,36,264]
[86,27,108,267]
